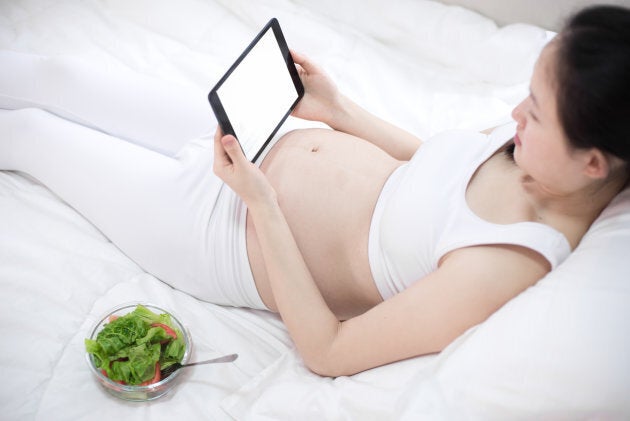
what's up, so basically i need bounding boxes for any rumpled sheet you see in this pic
[7,1,626,420]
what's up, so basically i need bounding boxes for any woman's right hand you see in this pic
[213,127,277,208]
[290,50,342,126]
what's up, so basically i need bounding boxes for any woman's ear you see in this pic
[582,149,608,179]
[583,149,617,180]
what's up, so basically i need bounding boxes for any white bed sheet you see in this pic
[2,1,628,420]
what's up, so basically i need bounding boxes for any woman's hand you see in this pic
[291,50,342,126]
[213,127,277,207]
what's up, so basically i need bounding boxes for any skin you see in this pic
[213,46,627,377]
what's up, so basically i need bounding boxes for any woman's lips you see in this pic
[514,133,522,146]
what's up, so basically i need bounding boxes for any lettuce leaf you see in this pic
[160,335,186,369]
[110,343,161,384]
[85,305,186,385]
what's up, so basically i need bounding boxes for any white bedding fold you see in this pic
[3,1,628,420]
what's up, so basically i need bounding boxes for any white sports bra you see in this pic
[368,123,572,300]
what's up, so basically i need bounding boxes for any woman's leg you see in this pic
[0,107,221,287]
[0,50,214,156]
[0,52,267,309]
[2,105,271,310]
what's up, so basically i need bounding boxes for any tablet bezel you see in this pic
[208,18,304,162]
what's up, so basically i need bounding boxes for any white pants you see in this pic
[0,51,267,309]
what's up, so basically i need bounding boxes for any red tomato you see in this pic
[140,362,161,386]
[150,322,177,339]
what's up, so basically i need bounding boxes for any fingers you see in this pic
[222,134,246,165]
[213,125,230,166]
[290,49,305,64]
[213,125,246,171]
[290,49,318,75]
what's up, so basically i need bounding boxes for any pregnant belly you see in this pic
[246,128,402,319]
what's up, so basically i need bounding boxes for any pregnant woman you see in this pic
[1,5,628,376]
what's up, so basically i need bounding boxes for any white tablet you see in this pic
[208,18,304,162]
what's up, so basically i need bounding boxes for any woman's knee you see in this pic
[0,108,49,138]
[0,108,63,137]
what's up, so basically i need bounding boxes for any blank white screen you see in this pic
[216,29,298,160]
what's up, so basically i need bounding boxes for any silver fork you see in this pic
[160,353,238,378]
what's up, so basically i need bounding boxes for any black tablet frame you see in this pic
[208,18,304,162]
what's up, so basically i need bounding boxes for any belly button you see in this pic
[311,146,319,153]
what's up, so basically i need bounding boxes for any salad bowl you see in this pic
[85,302,192,401]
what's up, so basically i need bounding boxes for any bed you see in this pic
[1,0,629,419]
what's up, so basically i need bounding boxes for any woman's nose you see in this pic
[511,99,526,124]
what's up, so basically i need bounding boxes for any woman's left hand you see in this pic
[290,50,341,126]
[213,127,277,207]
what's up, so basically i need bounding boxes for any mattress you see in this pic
[1,1,629,420]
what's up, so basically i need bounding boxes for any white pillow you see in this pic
[431,188,630,418]
[291,0,551,84]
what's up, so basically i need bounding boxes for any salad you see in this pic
[85,305,186,386]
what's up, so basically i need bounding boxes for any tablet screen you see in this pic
[209,19,303,162]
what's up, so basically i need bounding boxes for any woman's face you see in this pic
[511,43,592,194]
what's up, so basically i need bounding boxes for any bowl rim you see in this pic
[85,301,192,392]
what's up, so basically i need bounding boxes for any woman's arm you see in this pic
[214,128,550,377]
[291,51,422,161]
[213,129,343,373]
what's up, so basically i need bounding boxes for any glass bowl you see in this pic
[85,302,192,401]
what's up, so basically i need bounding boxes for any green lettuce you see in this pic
[85,305,186,385]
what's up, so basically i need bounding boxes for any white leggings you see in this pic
[0,51,267,309]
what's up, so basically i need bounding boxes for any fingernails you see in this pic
[222,135,238,149]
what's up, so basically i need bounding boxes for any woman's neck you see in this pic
[521,171,627,248]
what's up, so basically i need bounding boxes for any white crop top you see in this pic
[368,123,572,300]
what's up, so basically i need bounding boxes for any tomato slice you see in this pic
[140,362,161,386]
[150,322,177,339]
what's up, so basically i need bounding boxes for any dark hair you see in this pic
[554,5,630,164]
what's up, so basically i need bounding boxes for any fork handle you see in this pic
[181,353,238,367]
